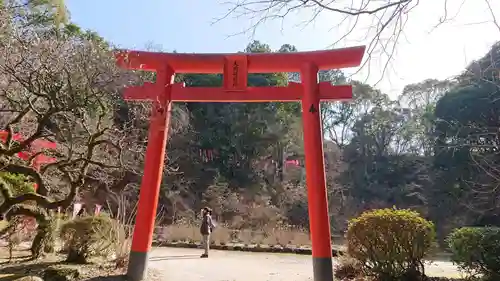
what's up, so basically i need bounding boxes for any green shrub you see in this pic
[447,227,500,280]
[59,215,118,263]
[346,208,436,280]
[0,172,35,198]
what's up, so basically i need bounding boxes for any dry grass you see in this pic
[155,224,314,246]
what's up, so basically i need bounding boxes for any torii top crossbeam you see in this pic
[116,46,365,73]
[115,46,366,103]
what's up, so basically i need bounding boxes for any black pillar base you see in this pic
[127,251,150,281]
[312,257,334,281]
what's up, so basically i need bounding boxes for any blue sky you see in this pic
[66,0,500,98]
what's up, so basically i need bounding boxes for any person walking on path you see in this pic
[200,207,215,258]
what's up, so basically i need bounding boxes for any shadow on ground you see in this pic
[0,261,59,281]
[85,275,127,281]
[149,254,200,261]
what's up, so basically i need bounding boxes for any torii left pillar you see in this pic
[126,67,174,281]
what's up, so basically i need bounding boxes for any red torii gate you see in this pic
[116,46,365,281]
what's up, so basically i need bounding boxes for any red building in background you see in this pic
[0,131,57,190]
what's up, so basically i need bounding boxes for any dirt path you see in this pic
[148,247,464,281]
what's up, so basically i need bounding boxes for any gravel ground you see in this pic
[148,247,465,281]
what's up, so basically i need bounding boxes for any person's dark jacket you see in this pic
[200,214,215,235]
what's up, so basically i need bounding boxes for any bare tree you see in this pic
[0,6,136,258]
[216,0,500,82]
[442,121,500,217]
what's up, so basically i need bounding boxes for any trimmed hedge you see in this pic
[347,208,436,280]
[448,227,500,280]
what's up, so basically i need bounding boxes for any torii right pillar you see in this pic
[301,62,335,281]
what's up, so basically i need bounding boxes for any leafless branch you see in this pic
[214,0,417,83]
[483,0,500,34]
[214,0,500,85]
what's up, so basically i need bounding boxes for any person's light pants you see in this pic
[202,234,210,255]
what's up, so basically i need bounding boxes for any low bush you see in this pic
[447,227,500,280]
[59,215,118,263]
[0,216,35,254]
[346,208,436,280]
[334,256,363,280]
